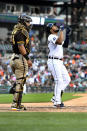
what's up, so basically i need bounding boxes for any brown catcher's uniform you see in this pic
[10,19,32,110]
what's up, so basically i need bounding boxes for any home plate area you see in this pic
[0,104,87,112]
[0,93,87,112]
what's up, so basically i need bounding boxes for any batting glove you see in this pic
[59,25,65,31]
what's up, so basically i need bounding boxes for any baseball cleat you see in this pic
[11,107,20,111]
[11,105,27,111]
[60,102,64,107]
[19,105,27,110]
[24,107,27,110]
[51,97,55,103]
[53,103,65,109]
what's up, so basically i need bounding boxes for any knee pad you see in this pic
[15,82,23,92]
[16,77,26,92]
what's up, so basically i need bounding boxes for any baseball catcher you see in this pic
[10,14,32,111]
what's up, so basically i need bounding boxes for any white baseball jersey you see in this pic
[47,33,71,105]
[48,34,63,59]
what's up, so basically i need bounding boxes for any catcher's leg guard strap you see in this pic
[13,91,23,107]
[16,77,25,80]
[9,82,16,94]
[17,91,23,106]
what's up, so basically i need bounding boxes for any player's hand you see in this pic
[59,25,65,31]
[27,60,32,67]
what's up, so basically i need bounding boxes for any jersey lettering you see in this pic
[53,37,56,41]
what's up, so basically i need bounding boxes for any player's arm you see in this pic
[16,32,32,67]
[55,31,64,45]
[18,44,32,67]
[18,44,28,57]
[63,27,71,48]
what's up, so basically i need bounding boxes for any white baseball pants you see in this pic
[47,59,71,104]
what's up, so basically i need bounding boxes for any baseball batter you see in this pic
[47,23,71,108]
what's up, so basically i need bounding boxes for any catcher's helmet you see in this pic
[18,14,32,31]
[18,14,32,23]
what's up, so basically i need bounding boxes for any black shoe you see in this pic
[19,105,27,110]
[53,103,65,108]
[53,104,61,108]
[60,102,64,107]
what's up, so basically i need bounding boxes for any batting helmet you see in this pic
[46,23,54,34]
[46,23,60,34]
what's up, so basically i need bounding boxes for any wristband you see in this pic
[23,54,29,60]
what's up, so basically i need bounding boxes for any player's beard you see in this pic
[53,29,59,32]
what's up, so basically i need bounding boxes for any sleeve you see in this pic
[48,35,58,44]
[63,27,70,48]
[15,31,25,45]
[63,34,69,48]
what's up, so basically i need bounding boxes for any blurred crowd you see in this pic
[0,33,87,93]
[0,1,87,93]
[63,52,87,91]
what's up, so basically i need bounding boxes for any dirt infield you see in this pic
[0,93,87,112]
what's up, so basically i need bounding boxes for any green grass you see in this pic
[0,93,86,131]
[0,92,81,104]
[0,112,87,131]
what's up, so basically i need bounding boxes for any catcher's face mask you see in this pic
[25,21,33,31]
[18,14,33,31]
